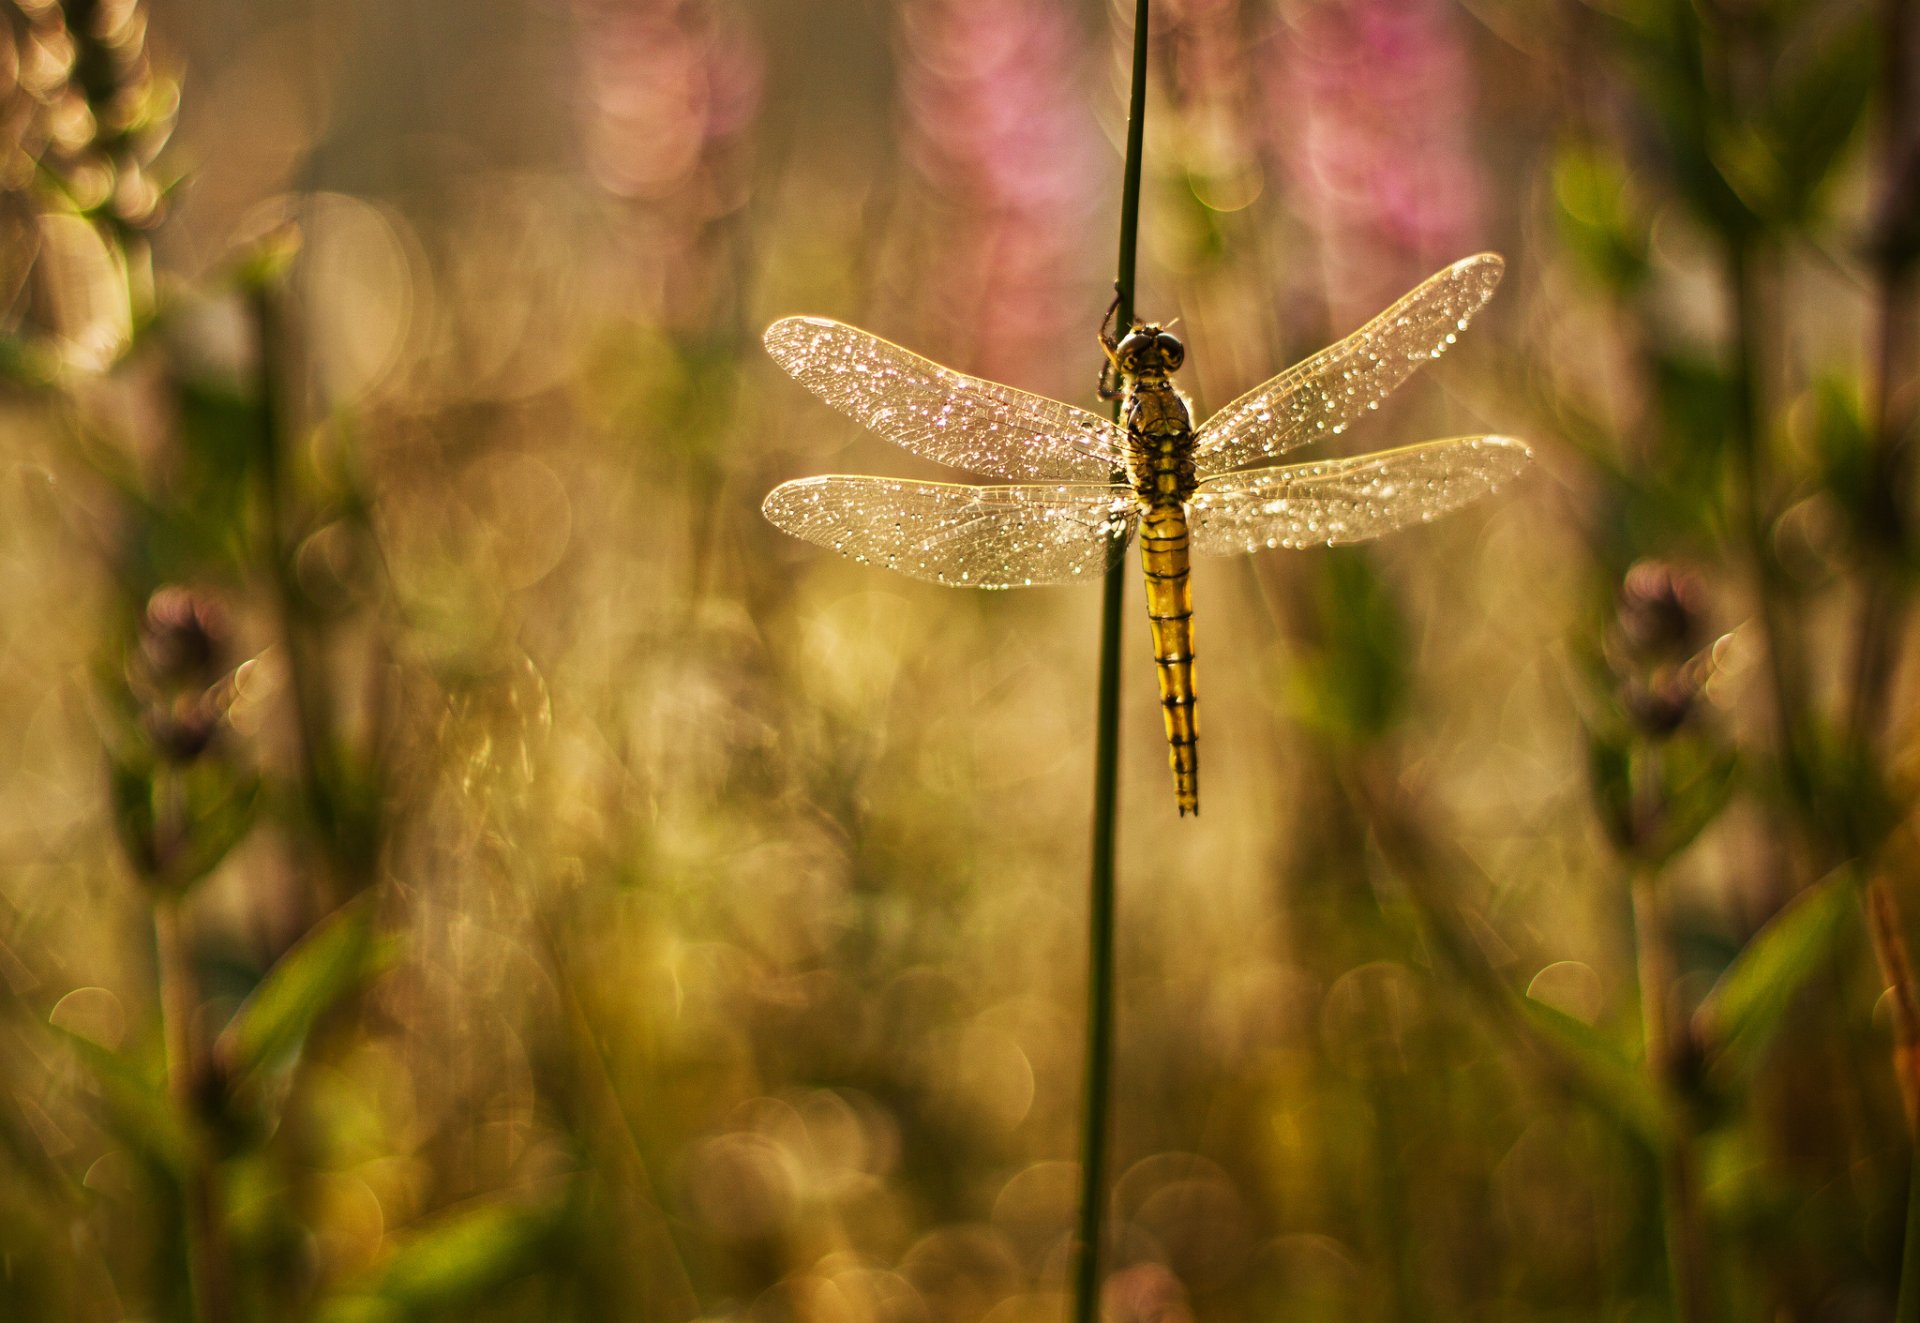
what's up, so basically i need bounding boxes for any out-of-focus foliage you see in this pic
[0,0,1916,1320]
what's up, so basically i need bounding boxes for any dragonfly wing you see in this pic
[1188,435,1530,555]
[764,476,1136,589]
[765,318,1129,483]
[1192,254,1506,474]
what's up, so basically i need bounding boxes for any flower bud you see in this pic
[1606,561,1712,738]
[131,585,232,764]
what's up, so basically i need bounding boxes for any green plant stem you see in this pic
[1901,1157,1920,1323]
[1865,871,1920,1322]
[1630,864,1714,1323]
[155,899,231,1323]
[537,917,704,1320]
[1847,0,1920,752]
[249,278,353,903]
[1073,5,1148,1321]
[1723,240,1808,817]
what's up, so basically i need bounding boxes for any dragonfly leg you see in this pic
[1096,285,1125,401]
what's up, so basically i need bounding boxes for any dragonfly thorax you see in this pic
[1123,380,1198,503]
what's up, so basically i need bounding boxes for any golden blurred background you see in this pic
[0,0,1914,1319]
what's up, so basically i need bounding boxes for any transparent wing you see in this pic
[1188,435,1530,555]
[764,476,1136,589]
[765,317,1128,483]
[1193,254,1506,475]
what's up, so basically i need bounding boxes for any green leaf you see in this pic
[1585,726,1637,855]
[1805,375,1878,544]
[168,766,264,892]
[1768,16,1874,218]
[46,1026,189,1175]
[1519,997,1669,1150]
[1285,549,1409,743]
[1696,869,1859,1076]
[1553,142,1650,293]
[215,893,388,1084]
[108,756,262,896]
[109,757,163,880]
[1645,735,1738,866]
[323,1197,566,1321]
[1647,351,1736,499]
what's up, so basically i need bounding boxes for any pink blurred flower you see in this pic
[1264,0,1486,316]
[896,0,1106,393]
[1103,1262,1197,1323]
[571,0,763,327]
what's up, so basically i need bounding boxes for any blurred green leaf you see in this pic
[1554,142,1650,292]
[1766,16,1874,220]
[170,766,263,891]
[46,1026,188,1176]
[1585,724,1639,855]
[109,756,163,879]
[1286,550,1409,743]
[1696,868,1858,1076]
[1805,376,1897,559]
[1708,13,1872,228]
[1648,352,1735,507]
[171,377,260,558]
[110,757,262,896]
[216,892,388,1084]
[0,333,60,389]
[1609,3,1759,239]
[1644,734,1738,865]
[1519,997,1669,1150]
[1708,123,1789,226]
[1582,724,1735,866]
[323,1197,567,1322]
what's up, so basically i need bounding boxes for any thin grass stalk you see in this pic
[1856,0,1920,1295]
[1722,239,1809,814]
[1844,0,1920,751]
[1073,4,1149,1320]
[1631,864,1714,1323]
[248,274,349,904]
[1901,1164,1920,1323]
[154,898,231,1323]
[1863,866,1920,1323]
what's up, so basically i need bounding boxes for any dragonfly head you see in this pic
[1116,325,1185,379]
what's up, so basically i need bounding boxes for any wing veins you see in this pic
[766,317,1128,483]
[1193,254,1506,475]
[765,475,1136,589]
[1188,435,1530,555]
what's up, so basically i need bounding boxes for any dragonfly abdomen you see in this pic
[1140,500,1198,815]
[1124,378,1201,817]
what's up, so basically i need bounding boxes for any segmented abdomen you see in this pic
[1140,501,1197,816]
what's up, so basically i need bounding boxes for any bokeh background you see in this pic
[1,0,1916,1319]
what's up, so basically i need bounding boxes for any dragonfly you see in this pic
[762,253,1530,816]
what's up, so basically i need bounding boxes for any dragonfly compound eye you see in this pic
[1119,328,1178,375]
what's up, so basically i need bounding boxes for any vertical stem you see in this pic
[155,900,230,1323]
[1866,873,1920,1323]
[1902,1165,1920,1323]
[1848,0,1920,753]
[1074,5,1148,1322]
[1631,866,1714,1323]
[1723,240,1805,810]
[249,275,347,902]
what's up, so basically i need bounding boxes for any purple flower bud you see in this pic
[133,585,232,764]
[1606,560,1713,738]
